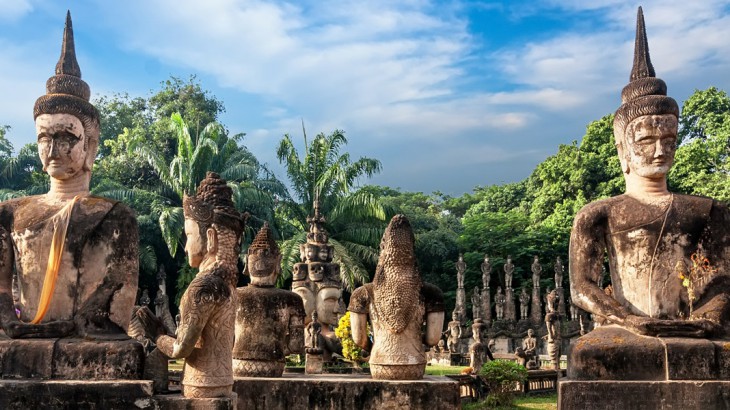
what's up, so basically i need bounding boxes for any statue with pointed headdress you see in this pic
[0,12,139,348]
[232,222,306,377]
[566,6,730,384]
[138,172,244,398]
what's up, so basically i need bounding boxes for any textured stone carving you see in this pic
[154,265,177,335]
[531,256,543,325]
[471,287,481,320]
[453,254,467,323]
[349,215,445,380]
[545,289,561,371]
[504,256,514,289]
[570,6,730,339]
[515,328,538,370]
[444,312,462,353]
[519,287,530,320]
[0,11,138,344]
[233,222,305,378]
[494,287,505,320]
[139,172,244,398]
[481,255,492,322]
[292,198,343,361]
[554,256,566,316]
[531,256,542,289]
[468,320,492,374]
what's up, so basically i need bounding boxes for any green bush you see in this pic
[480,360,528,407]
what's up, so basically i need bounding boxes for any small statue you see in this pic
[468,320,493,374]
[519,288,530,320]
[154,265,177,334]
[569,299,578,321]
[444,311,463,353]
[515,328,539,370]
[503,256,514,289]
[471,287,482,320]
[138,172,244,398]
[481,255,491,289]
[531,256,542,289]
[495,287,506,320]
[139,289,151,308]
[349,215,445,380]
[554,256,564,289]
[545,289,561,371]
[305,311,323,354]
[233,223,305,377]
[456,253,466,289]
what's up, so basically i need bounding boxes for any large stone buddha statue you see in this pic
[0,13,139,343]
[563,8,730,404]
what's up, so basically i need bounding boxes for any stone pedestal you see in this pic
[482,287,491,322]
[560,325,730,409]
[556,286,566,316]
[504,287,516,321]
[530,287,542,324]
[305,353,324,374]
[0,337,144,379]
[232,374,460,410]
[455,286,466,322]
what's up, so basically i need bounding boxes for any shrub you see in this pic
[335,311,366,362]
[480,360,528,407]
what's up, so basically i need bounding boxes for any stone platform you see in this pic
[559,381,730,410]
[233,373,460,410]
[0,379,235,409]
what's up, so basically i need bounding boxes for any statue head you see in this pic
[452,311,458,322]
[183,172,244,270]
[522,287,528,296]
[458,253,464,262]
[497,286,503,294]
[34,12,99,182]
[614,7,679,181]
[246,223,281,287]
[484,254,489,263]
[507,255,512,263]
[527,328,534,338]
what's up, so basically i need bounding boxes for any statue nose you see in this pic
[654,139,665,157]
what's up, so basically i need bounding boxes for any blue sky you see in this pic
[2,1,730,195]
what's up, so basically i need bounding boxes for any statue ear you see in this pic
[206,227,218,254]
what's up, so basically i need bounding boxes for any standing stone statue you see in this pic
[567,7,730,388]
[138,172,244,398]
[468,320,493,374]
[519,287,530,320]
[456,253,466,289]
[530,256,543,325]
[514,328,539,370]
[544,289,561,371]
[481,255,492,322]
[292,198,343,362]
[471,287,482,320]
[154,265,177,334]
[139,289,151,308]
[305,311,322,353]
[569,299,579,322]
[0,11,139,341]
[233,223,305,377]
[349,215,445,380]
[554,256,566,316]
[503,256,514,289]
[494,287,505,320]
[444,312,462,353]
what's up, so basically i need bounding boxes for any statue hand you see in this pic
[135,306,166,340]
[3,319,75,339]
[623,315,719,338]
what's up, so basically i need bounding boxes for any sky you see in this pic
[1,0,730,195]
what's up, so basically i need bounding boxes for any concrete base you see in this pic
[305,353,323,374]
[559,380,730,410]
[0,380,236,409]
[233,374,460,410]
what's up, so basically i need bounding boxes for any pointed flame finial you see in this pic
[630,6,655,81]
[56,10,81,78]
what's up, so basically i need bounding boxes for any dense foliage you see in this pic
[480,360,529,407]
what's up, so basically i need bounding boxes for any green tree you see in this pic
[276,130,387,290]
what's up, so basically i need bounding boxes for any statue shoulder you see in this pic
[348,284,373,314]
[187,271,231,307]
[573,196,623,228]
[422,282,445,312]
[0,196,35,229]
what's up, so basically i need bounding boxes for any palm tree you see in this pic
[276,129,391,291]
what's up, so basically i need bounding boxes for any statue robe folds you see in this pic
[1,195,138,335]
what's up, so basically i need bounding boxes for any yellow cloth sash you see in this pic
[29,195,80,324]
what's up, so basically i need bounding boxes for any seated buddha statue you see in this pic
[568,7,730,381]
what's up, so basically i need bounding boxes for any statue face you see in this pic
[293,285,315,320]
[247,246,280,286]
[184,219,206,268]
[624,114,678,178]
[527,329,534,337]
[315,286,342,326]
[36,113,86,180]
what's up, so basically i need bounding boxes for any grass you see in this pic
[425,364,469,375]
[463,393,558,410]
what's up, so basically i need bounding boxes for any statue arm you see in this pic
[422,283,445,346]
[348,285,370,350]
[156,304,213,360]
[425,311,445,346]
[569,206,632,324]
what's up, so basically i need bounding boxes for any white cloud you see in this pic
[0,0,33,22]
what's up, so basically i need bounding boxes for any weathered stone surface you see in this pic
[0,337,143,380]
[664,338,716,380]
[559,380,730,410]
[0,380,154,409]
[232,374,460,410]
[154,393,236,410]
